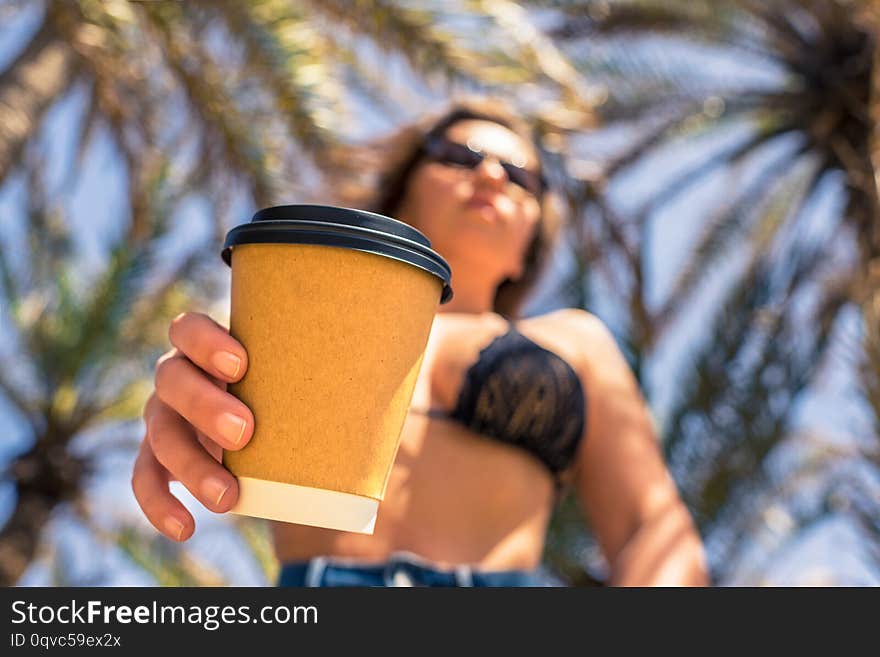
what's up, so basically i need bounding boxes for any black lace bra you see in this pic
[411,319,587,488]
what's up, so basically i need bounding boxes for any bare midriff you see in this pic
[270,311,580,571]
[271,414,556,570]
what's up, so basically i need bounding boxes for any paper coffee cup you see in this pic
[220,205,452,534]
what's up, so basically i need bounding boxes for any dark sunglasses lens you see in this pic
[443,141,482,167]
[426,137,544,195]
[426,138,481,168]
[503,164,543,196]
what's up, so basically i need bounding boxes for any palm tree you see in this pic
[0,152,210,585]
[532,0,880,581]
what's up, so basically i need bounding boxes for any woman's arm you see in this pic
[562,310,709,586]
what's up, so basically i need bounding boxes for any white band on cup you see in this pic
[230,477,379,534]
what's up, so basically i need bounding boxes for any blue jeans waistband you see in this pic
[277,551,549,587]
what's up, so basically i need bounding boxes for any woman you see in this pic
[131,99,709,586]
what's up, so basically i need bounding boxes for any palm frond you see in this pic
[860,291,880,436]
[663,237,850,524]
[658,147,825,333]
[138,1,277,207]
[632,117,803,222]
[0,8,78,186]
[302,0,490,86]
[466,0,602,122]
[206,1,343,166]
[231,516,280,585]
[111,526,226,587]
[547,0,734,42]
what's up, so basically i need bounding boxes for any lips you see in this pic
[466,193,500,211]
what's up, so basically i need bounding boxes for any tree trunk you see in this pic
[0,443,83,586]
[0,489,57,586]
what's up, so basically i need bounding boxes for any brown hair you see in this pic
[332,98,561,319]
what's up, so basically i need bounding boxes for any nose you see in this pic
[473,156,508,189]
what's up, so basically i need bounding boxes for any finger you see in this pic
[154,354,254,451]
[148,402,239,513]
[168,312,248,383]
[157,347,227,392]
[197,429,224,462]
[147,365,223,462]
[131,439,195,542]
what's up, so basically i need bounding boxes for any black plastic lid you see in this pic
[221,205,453,304]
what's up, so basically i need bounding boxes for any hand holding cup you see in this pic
[132,312,253,541]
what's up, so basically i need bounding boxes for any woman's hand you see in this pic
[131,312,254,541]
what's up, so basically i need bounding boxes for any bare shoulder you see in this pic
[524,308,617,359]
[525,307,606,333]
[530,308,631,382]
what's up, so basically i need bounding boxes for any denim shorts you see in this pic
[277,551,552,587]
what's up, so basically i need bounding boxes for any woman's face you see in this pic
[396,119,542,282]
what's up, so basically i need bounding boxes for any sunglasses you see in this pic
[422,135,546,197]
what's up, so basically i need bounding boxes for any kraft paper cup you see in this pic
[220,205,452,534]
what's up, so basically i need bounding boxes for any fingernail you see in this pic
[202,477,231,507]
[212,351,241,379]
[217,412,247,446]
[164,516,185,541]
